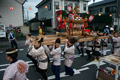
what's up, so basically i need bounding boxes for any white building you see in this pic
[0,0,26,28]
[36,0,90,32]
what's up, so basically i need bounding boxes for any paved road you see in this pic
[0,38,112,80]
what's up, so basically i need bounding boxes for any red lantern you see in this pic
[45,6,47,9]
[57,16,62,22]
[10,7,14,11]
[67,6,72,12]
[88,15,94,22]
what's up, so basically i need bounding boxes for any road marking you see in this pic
[39,67,89,80]
[82,61,106,67]
[0,69,6,72]
[19,49,24,51]
[0,64,10,67]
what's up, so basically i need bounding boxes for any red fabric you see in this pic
[84,29,90,34]
[69,23,72,29]
[84,23,87,28]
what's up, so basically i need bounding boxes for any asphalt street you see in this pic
[0,37,113,80]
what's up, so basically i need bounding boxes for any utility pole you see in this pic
[93,0,95,30]
[117,0,120,32]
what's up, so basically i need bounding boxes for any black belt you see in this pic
[39,58,48,63]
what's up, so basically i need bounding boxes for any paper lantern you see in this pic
[99,13,101,16]
[88,15,94,22]
[109,14,112,17]
[67,6,72,12]
[10,7,13,11]
[45,6,47,9]
[57,16,62,22]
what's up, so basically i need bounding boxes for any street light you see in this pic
[86,12,89,15]
[99,13,101,16]
[109,14,112,17]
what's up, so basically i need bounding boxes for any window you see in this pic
[55,2,59,9]
[65,3,67,10]
[83,4,86,11]
[105,6,116,13]
[69,3,73,9]
[75,3,79,6]
[100,8,102,12]
[48,3,51,11]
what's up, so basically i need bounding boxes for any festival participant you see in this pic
[50,38,61,80]
[8,30,18,49]
[3,48,29,80]
[25,33,32,47]
[25,34,38,69]
[28,38,48,80]
[112,32,120,53]
[86,30,96,60]
[76,42,84,56]
[64,38,76,76]
[43,45,50,63]
[101,32,108,56]
[104,25,110,34]
[93,38,101,61]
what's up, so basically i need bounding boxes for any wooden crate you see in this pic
[97,71,120,80]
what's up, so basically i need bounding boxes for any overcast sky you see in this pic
[24,0,103,20]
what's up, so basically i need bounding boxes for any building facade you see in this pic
[0,0,26,28]
[36,0,90,32]
[89,0,120,29]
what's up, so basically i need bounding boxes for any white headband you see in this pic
[6,49,18,54]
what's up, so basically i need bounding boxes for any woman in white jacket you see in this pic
[112,32,120,53]
[28,38,48,80]
[64,38,76,76]
[50,38,61,80]
[25,34,38,69]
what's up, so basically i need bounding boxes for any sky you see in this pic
[24,0,103,20]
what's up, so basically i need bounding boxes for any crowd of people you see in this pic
[3,25,120,80]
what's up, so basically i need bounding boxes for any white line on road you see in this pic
[19,49,24,51]
[40,67,89,80]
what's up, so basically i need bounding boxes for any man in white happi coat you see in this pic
[3,48,29,80]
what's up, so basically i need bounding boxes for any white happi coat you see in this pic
[3,60,29,80]
[43,45,50,56]
[25,39,31,46]
[64,45,75,67]
[29,46,48,70]
[101,38,108,50]
[87,41,93,51]
[50,47,61,66]
[94,39,101,52]
[113,37,120,52]
[114,48,120,56]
